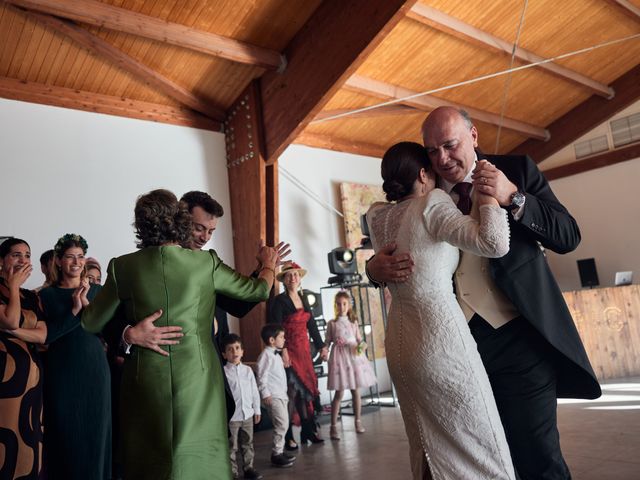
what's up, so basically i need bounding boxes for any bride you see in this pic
[366,142,516,480]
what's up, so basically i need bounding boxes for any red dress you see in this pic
[283,308,319,399]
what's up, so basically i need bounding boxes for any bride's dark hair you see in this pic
[381,142,431,202]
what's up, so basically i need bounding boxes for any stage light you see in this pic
[302,289,323,319]
[327,248,356,275]
[327,247,361,285]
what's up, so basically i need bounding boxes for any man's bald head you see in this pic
[421,107,478,184]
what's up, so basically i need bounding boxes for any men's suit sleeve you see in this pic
[216,293,258,319]
[511,156,581,254]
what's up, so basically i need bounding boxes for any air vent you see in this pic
[610,112,640,148]
[574,135,609,159]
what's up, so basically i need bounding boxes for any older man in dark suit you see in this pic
[368,106,600,479]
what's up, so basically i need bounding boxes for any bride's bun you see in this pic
[380,142,431,203]
[383,180,408,202]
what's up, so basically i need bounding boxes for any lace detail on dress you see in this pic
[368,200,413,248]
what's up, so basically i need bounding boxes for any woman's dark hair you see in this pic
[0,238,30,259]
[381,142,431,202]
[134,189,192,248]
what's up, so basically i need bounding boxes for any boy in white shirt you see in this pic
[256,324,296,468]
[222,334,263,480]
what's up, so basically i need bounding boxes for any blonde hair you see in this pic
[334,291,357,323]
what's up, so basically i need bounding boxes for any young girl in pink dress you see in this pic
[326,291,377,440]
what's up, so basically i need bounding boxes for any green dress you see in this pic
[82,246,270,480]
[40,284,112,480]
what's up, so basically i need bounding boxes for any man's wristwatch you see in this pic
[509,191,525,210]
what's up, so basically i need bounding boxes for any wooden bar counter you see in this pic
[563,284,640,380]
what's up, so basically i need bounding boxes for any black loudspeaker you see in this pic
[577,258,599,288]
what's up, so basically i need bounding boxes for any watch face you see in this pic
[511,192,525,208]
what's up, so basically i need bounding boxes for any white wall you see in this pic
[546,159,640,291]
[0,98,234,290]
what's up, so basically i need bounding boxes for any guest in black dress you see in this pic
[40,234,111,479]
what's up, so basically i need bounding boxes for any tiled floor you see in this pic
[247,378,640,479]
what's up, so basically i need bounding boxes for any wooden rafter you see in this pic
[509,64,640,162]
[3,0,285,70]
[0,76,222,131]
[14,6,225,121]
[407,3,614,98]
[344,75,550,140]
[259,0,419,164]
[312,104,418,123]
[543,142,640,180]
[294,131,387,159]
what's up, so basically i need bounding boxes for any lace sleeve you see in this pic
[424,190,510,258]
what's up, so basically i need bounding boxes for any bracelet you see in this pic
[260,266,276,276]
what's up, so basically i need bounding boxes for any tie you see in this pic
[453,182,472,215]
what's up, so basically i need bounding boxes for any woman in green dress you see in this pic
[40,234,112,479]
[82,189,278,480]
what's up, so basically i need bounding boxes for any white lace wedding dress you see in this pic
[366,189,516,480]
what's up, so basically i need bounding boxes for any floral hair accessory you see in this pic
[54,233,88,255]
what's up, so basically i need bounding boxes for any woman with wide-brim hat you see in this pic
[269,261,328,449]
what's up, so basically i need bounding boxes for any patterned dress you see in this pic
[366,189,516,480]
[0,279,44,480]
[326,316,377,391]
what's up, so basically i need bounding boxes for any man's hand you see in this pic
[263,396,272,406]
[124,309,183,357]
[471,160,517,206]
[367,243,414,284]
[254,414,261,424]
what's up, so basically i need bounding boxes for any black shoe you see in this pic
[271,453,295,468]
[301,432,325,444]
[284,439,299,451]
[282,452,297,461]
[243,467,263,479]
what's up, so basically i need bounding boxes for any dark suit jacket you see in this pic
[481,153,600,399]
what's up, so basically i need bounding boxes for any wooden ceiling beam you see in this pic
[294,131,386,159]
[3,0,285,70]
[312,104,418,123]
[604,0,640,21]
[259,0,418,164]
[543,142,640,180]
[407,3,614,98]
[15,7,226,120]
[0,76,222,131]
[344,74,550,140]
[509,64,640,162]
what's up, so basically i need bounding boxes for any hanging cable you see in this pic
[495,0,529,153]
[279,165,344,218]
[313,32,640,125]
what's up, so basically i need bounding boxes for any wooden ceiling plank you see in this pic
[509,64,640,162]
[312,104,419,122]
[345,74,550,140]
[605,0,640,21]
[543,142,640,180]
[3,0,285,70]
[294,131,387,159]
[407,3,614,99]
[4,9,29,76]
[260,0,418,163]
[16,7,226,120]
[0,75,222,131]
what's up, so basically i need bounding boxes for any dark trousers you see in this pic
[469,315,571,480]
